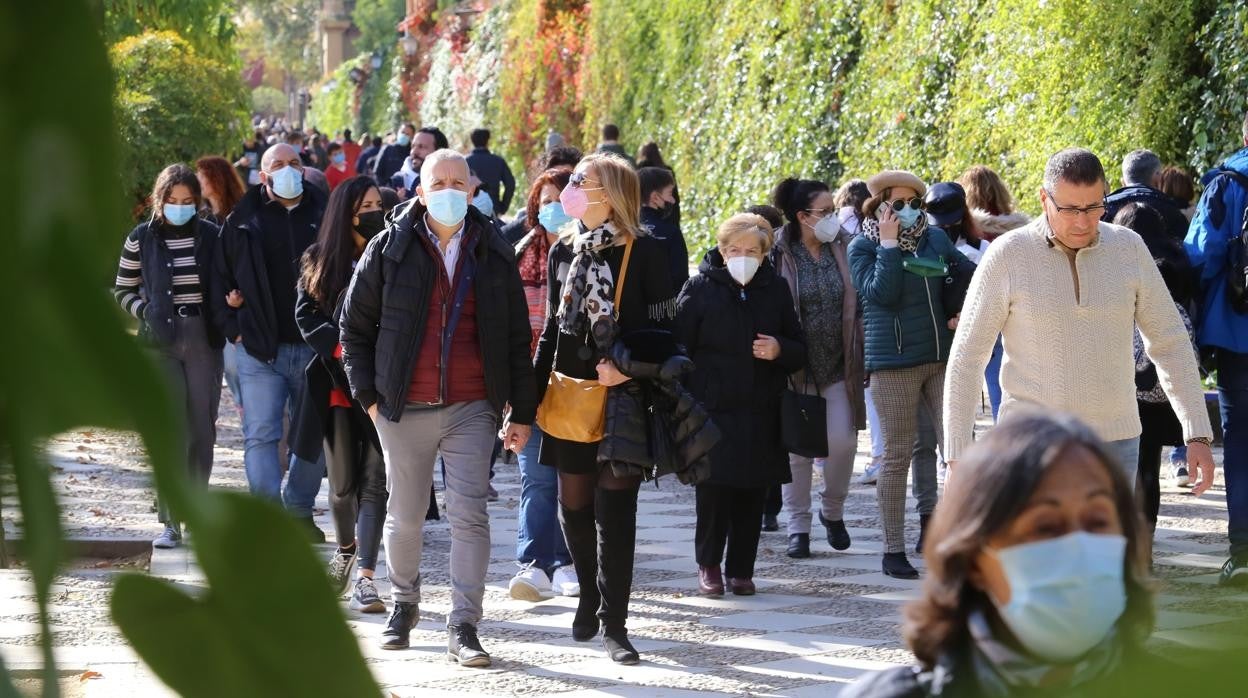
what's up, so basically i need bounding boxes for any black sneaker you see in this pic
[883,552,919,580]
[448,623,491,667]
[819,513,851,551]
[786,533,810,559]
[1219,555,1248,587]
[297,516,326,544]
[761,514,780,532]
[350,576,385,614]
[380,601,418,649]
[328,546,358,596]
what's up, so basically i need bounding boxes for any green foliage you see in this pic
[419,1,509,149]
[252,85,288,116]
[102,0,238,64]
[309,56,366,135]
[353,0,407,57]
[110,31,249,214]
[237,0,323,89]
[1191,1,1248,170]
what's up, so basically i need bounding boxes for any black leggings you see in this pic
[325,407,388,570]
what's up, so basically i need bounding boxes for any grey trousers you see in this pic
[155,315,223,524]
[374,400,496,626]
[782,380,859,534]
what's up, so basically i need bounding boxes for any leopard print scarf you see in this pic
[860,214,928,253]
[556,222,625,349]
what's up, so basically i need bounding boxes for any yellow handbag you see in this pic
[536,239,633,443]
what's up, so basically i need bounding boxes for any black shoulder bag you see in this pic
[780,366,828,458]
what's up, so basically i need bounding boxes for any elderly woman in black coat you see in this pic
[675,213,807,596]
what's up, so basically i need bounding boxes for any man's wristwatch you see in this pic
[1186,436,1213,446]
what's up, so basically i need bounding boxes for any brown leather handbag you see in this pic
[536,239,633,443]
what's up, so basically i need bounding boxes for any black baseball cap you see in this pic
[924,182,967,227]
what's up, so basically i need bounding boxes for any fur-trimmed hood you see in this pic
[971,208,1032,236]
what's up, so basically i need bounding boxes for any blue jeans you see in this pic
[1218,350,1248,558]
[984,335,1004,421]
[222,342,243,408]
[516,427,569,572]
[1106,437,1141,495]
[235,342,324,516]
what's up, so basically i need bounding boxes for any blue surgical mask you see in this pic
[537,201,572,232]
[988,531,1127,662]
[896,206,924,229]
[425,188,469,226]
[331,152,346,164]
[397,133,412,147]
[268,165,303,200]
[472,190,494,217]
[163,203,196,226]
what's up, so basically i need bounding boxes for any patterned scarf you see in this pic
[556,221,624,349]
[860,213,928,252]
[516,228,550,288]
[966,609,1122,696]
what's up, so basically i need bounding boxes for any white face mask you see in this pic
[726,256,760,286]
[813,214,841,243]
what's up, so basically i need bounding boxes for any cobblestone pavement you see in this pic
[2,390,1245,696]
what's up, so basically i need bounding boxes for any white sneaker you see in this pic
[856,460,882,486]
[551,566,581,597]
[508,563,551,601]
[1172,465,1192,488]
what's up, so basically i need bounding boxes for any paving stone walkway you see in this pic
[2,392,1245,696]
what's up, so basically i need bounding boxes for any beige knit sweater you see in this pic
[942,217,1213,460]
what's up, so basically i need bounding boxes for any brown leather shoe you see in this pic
[698,565,724,595]
[727,577,756,596]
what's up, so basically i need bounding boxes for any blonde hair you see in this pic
[562,152,643,242]
[958,165,1015,217]
[716,213,773,255]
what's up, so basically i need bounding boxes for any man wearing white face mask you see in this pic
[340,149,538,666]
[675,213,807,596]
[211,143,328,541]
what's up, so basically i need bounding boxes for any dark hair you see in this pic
[533,145,584,179]
[746,205,784,230]
[602,123,620,141]
[470,128,490,147]
[1157,166,1195,204]
[301,176,379,307]
[638,166,676,202]
[419,126,449,150]
[252,130,265,143]
[400,122,416,132]
[149,164,202,225]
[833,179,870,213]
[636,141,667,169]
[1043,148,1107,192]
[378,186,399,211]
[904,409,1153,669]
[194,156,244,219]
[371,136,383,148]
[285,131,305,145]
[525,167,574,235]
[342,128,353,141]
[1112,203,1193,306]
[327,142,342,154]
[772,177,830,244]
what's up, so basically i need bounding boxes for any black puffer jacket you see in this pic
[596,338,720,484]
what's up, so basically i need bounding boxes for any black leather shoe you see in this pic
[882,552,920,580]
[786,533,810,559]
[916,514,932,555]
[297,516,326,544]
[448,623,491,667]
[603,626,639,665]
[819,514,851,551]
[380,601,418,649]
[761,514,779,532]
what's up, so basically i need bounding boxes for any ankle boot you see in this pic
[595,486,640,659]
[559,503,600,641]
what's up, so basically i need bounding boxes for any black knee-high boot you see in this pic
[596,486,640,664]
[559,503,600,641]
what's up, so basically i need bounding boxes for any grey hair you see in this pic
[1042,148,1106,192]
[419,148,468,183]
[1122,149,1162,187]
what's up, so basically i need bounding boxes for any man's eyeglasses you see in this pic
[568,172,603,191]
[887,197,925,213]
[1045,191,1106,218]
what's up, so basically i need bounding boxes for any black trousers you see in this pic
[695,484,767,579]
[763,484,782,517]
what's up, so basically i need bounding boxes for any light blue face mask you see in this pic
[331,151,346,164]
[537,201,572,232]
[268,165,304,200]
[425,188,469,226]
[397,132,412,147]
[988,531,1127,662]
[163,203,196,226]
[472,190,494,217]
[896,206,924,229]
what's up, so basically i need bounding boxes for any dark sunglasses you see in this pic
[568,172,603,190]
[888,197,925,212]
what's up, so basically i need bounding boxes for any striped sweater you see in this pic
[113,225,203,319]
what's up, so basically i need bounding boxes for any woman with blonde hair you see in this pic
[676,213,806,596]
[533,152,678,664]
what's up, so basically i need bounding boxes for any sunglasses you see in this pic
[568,172,604,191]
[887,197,925,212]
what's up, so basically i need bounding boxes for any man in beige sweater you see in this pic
[943,148,1215,493]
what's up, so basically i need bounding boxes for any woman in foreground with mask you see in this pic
[771,178,866,561]
[675,213,807,596]
[843,409,1161,697]
[292,176,390,613]
[849,170,970,579]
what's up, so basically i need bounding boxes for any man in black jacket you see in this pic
[211,143,327,540]
[1102,148,1191,240]
[372,123,415,183]
[340,149,537,665]
[465,128,516,215]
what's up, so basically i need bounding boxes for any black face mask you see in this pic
[355,210,386,240]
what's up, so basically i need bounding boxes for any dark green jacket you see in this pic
[848,227,970,372]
